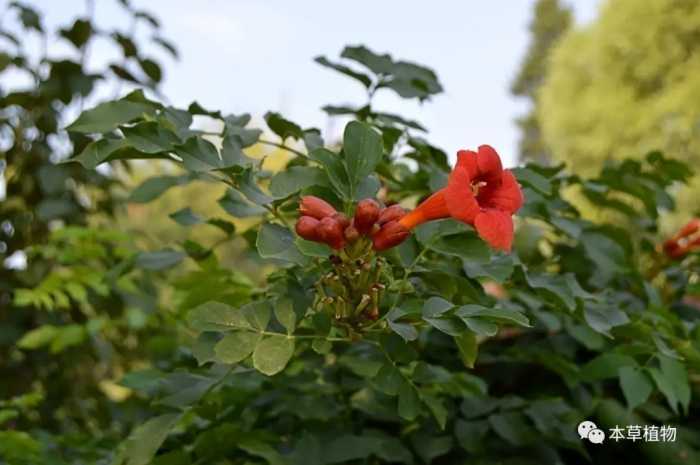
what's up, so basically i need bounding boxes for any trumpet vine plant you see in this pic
[50,45,700,464]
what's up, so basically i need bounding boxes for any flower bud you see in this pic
[377,204,406,225]
[295,216,321,242]
[354,199,381,235]
[344,223,360,243]
[299,195,337,220]
[372,220,410,251]
[318,216,346,250]
[333,213,351,229]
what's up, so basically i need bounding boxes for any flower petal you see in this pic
[456,150,479,179]
[476,145,503,185]
[474,209,514,251]
[445,166,480,224]
[477,170,523,214]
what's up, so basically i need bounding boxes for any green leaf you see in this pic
[257,223,307,265]
[455,332,478,368]
[17,325,58,350]
[175,137,221,172]
[423,395,448,430]
[649,356,691,414]
[422,296,454,317]
[488,412,535,446]
[67,99,157,133]
[122,121,179,153]
[214,331,260,364]
[461,317,498,336]
[343,121,383,198]
[455,419,489,453]
[135,249,185,270]
[583,303,629,336]
[252,335,295,376]
[456,305,530,328]
[237,168,273,205]
[139,58,162,82]
[295,238,331,257]
[119,413,181,465]
[187,301,253,332]
[314,55,372,87]
[310,148,351,199]
[618,366,653,410]
[192,332,219,366]
[388,320,418,342]
[274,298,296,334]
[373,363,402,395]
[269,166,328,198]
[398,380,420,421]
[169,207,202,226]
[219,189,266,217]
[581,353,637,381]
[69,138,124,169]
[512,167,552,195]
[264,112,304,141]
[129,175,191,203]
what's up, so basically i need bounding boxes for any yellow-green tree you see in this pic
[539,0,700,225]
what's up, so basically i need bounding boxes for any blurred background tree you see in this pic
[0,1,180,460]
[538,0,700,228]
[511,0,572,164]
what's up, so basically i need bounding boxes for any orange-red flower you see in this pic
[378,145,523,251]
[663,219,700,259]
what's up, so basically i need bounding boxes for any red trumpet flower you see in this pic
[395,145,523,251]
[663,218,700,259]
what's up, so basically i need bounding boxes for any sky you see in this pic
[6,0,601,168]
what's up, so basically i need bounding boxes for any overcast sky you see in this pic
[8,0,601,167]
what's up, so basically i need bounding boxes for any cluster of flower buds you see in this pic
[314,255,388,323]
[663,218,700,259]
[295,196,409,252]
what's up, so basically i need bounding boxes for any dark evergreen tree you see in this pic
[511,0,572,163]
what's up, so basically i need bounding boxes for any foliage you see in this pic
[0,1,177,461]
[511,0,571,164]
[51,38,700,465]
[538,0,700,225]
[2,2,700,464]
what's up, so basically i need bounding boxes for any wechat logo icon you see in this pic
[578,420,605,444]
